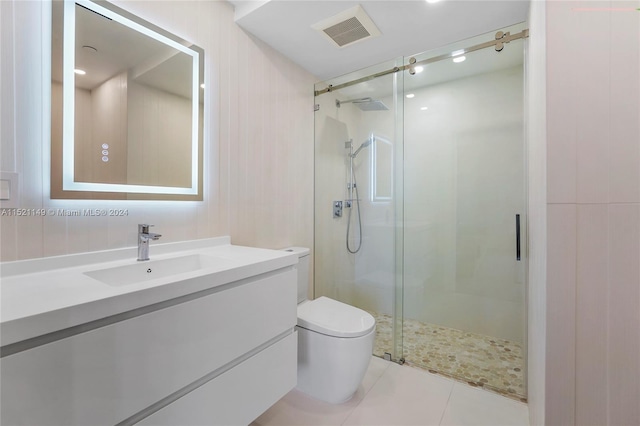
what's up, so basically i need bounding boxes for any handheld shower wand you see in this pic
[351,136,374,158]
[346,135,374,254]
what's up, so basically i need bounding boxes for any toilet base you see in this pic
[295,325,375,404]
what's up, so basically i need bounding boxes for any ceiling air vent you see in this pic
[312,5,381,48]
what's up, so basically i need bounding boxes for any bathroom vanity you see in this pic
[0,237,298,425]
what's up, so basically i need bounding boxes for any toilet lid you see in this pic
[297,296,376,338]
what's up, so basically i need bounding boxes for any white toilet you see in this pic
[284,247,376,404]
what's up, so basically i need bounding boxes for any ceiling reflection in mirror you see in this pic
[51,0,204,200]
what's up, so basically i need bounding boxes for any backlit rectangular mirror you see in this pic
[51,0,204,200]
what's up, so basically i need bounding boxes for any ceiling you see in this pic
[227,0,530,82]
[52,1,198,99]
[327,22,526,102]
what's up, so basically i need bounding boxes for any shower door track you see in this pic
[314,28,529,96]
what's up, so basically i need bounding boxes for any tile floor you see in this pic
[251,357,529,426]
[370,312,525,401]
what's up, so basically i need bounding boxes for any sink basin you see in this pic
[84,254,225,287]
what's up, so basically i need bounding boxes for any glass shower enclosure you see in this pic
[314,57,405,361]
[313,24,527,401]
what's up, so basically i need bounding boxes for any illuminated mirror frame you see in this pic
[370,135,393,203]
[62,0,202,195]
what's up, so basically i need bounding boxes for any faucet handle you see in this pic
[138,224,154,233]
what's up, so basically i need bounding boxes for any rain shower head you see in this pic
[336,97,389,111]
[356,99,389,111]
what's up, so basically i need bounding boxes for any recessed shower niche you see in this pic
[50,0,204,200]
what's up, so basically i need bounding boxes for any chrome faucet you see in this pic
[137,224,162,261]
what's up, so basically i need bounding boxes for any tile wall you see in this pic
[543,1,640,424]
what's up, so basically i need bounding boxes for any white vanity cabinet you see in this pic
[1,257,298,426]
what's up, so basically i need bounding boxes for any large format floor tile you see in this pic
[440,383,529,426]
[343,363,453,426]
[253,357,530,426]
[251,357,390,426]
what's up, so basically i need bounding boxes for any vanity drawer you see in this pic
[1,268,297,426]
[139,331,297,425]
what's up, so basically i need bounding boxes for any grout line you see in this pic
[438,380,455,425]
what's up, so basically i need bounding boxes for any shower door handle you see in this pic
[515,214,521,261]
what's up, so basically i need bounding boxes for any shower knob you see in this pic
[333,200,343,218]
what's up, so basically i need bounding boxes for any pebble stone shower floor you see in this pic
[369,311,526,402]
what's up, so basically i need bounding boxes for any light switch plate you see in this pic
[0,172,19,208]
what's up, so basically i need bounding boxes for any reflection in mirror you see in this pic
[51,0,204,200]
[371,135,392,202]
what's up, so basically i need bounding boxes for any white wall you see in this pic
[313,75,397,309]
[543,1,640,425]
[354,91,397,314]
[313,90,364,305]
[90,72,129,186]
[127,80,193,188]
[0,1,314,269]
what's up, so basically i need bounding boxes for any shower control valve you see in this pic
[333,200,343,218]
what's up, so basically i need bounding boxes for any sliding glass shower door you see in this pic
[313,23,527,400]
[400,24,527,399]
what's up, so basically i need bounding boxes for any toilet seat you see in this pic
[297,296,375,338]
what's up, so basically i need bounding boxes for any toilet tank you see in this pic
[282,247,310,303]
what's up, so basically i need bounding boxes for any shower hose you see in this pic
[346,169,363,254]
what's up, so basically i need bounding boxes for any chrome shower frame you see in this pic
[336,97,373,108]
[315,29,529,97]
[336,97,389,111]
[346,139,355,207]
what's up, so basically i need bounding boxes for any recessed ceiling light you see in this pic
[414,66,424,74]
[406,93,415,99]
[74,69,86,75]
[453,56,466,63]
[200,84,205,89]
[425,0,442,3]
[420,106,428,111]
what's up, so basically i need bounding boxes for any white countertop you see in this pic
[1,237,298,346]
